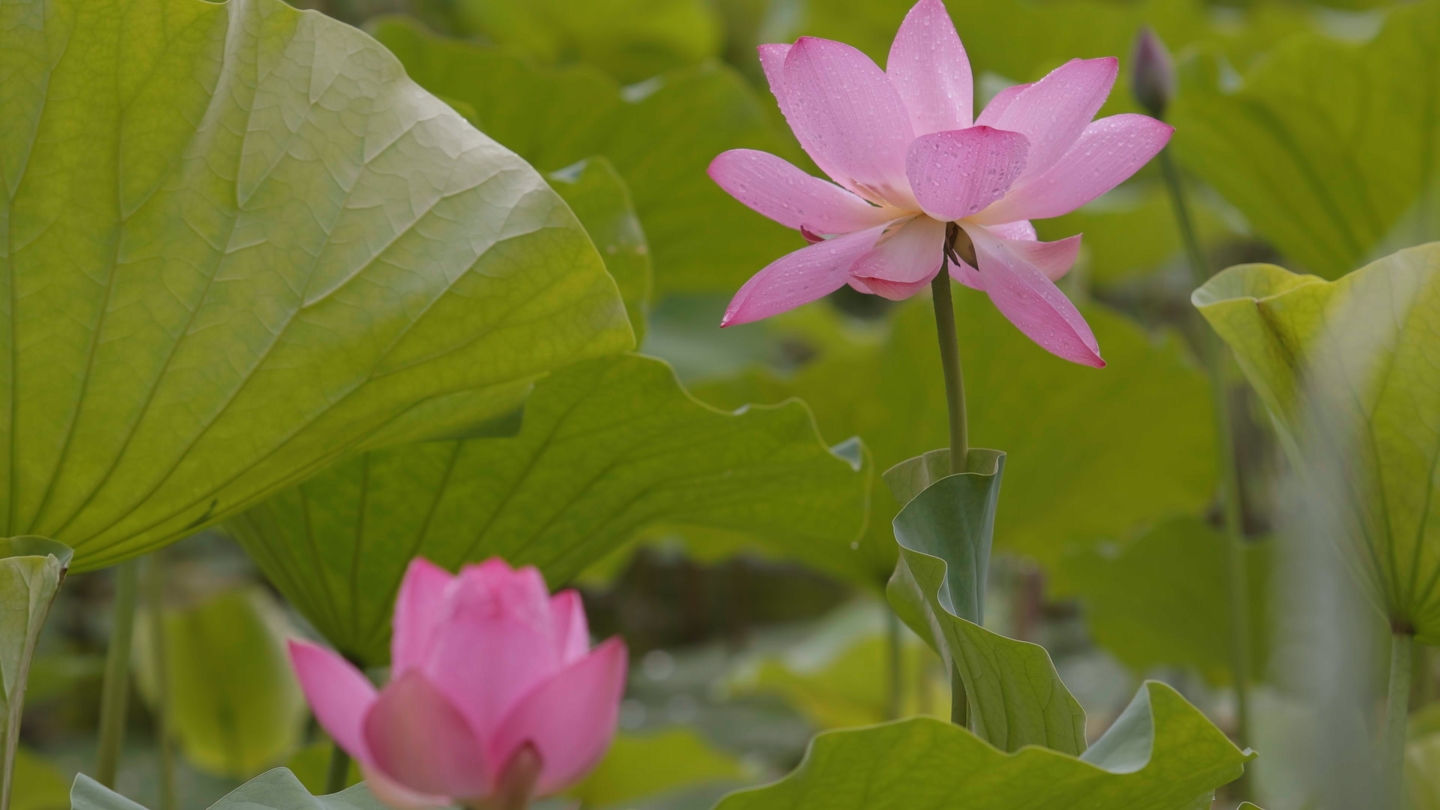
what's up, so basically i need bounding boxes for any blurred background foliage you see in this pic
[14,0,1439,807]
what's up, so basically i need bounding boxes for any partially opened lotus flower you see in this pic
[709,0,1173,366]
[288,558,628,810]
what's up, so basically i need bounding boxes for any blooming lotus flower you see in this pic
[708,0,1173,367]
[288,558,627,809]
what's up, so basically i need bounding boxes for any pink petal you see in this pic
[359,766,451,809]
[1004,233,1082,281]
[974,82,1032,126]
[976,58,1118,184]
[423,560,562,745]
[288,641,377,765]
[961,223,1103,367]
[757,43,791,95]
[782,37,916,207]
[489,638,629,797]
[363,672,492,799]
[391,558,454,676]
[707,150,894,235]
[850,216,946,300]
[976,114,1173,222]
[722,222,891,326]
[549,590,590,665]
[887,0,973,134]
[989,220,1036,241]
[905,126,1029,221]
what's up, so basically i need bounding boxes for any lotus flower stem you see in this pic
[96,559,139,787]
[325,742,352,795]
[929,270,968,475]
[1159,144,1254,770]
[143,555,175,810]
[1385,629,1414,808]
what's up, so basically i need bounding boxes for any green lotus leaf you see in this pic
[885,450,1086,755]
[70,768,382,810]
[1193,243,1440,640]
[230,353,868,664]
[693,295,1215,583]
[6,748,67,810]
[713,681,1251,810]
[567,729,749,807]
[0,0,633,572]
[1,538,71,810]
[370,17,799,297]
[1053,516,1271,685]
[132,587,305,779]
[1172,1,1440,279]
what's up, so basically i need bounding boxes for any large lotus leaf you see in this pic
[567,729,748,808]
[1053,517,1271,685]
[713,681,1251,810]
[1193,243,1440,641]
[131,587,305,779]
[694,295,1215,582]
[71,768,382,810]
[1,538,70,810]
[445,0,722,82]
[885,450,1086,756]
[1171,1,1440,279]
[0,0,633,571]
[370,17,799,297]
[230,353,868,664]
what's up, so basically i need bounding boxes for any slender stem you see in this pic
[1385,630,1414,809]
[949,668,969,728]
[884,607,903,721]
[95,560,139,788]
[325,742,352,794]
[143,555,175,810]
[930,272,968,474]
[1159,146,1254,773]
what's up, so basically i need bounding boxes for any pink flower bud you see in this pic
[1130,26,1176,118]
[289,558,628,809]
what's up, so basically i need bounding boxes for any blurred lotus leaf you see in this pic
[1173,1,1440,279]
[1195,243,1440,641]
[70,768,382,810]
[231,354,868,665]
[132,588,306,779]
[713,681,1251,810]
[566,729,749,807]
[0,0,632,572]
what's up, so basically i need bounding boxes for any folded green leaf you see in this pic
[1194,243,1440,640]
[1,538,71,810]
[132,588,305,779]
[0,0,633,572]
[713,681,1250,810]
[70,768,383,810]
[885,450,1086,756]
[230,354,868,664]
[370,17,799,297]
[1172,1,1440,278]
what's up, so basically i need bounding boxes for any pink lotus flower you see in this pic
[288,558,627,809]
[708,0,1173,367]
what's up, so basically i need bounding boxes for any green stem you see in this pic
[930,272,968,475]
[96,560,139,788]
[1159,146,1254,774]
[884,607,903,721]
[325,741,352,795]
[1386,630,1414,809]
[143,556,174,810]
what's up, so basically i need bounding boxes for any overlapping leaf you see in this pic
[0,0,632,571]
[370,17,799,297]
[71,769,382,810]
[1172,0,1440,278]
[230,354,868,664]
[713,681,1250,810]
[1194,243,1440,640]
[0,538,70,810]
[885,450,1086,756]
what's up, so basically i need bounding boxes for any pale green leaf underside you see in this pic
[885,450,1086,756]
[0,0,632,571]
[1172,1,1440,278]
[1194,243,1440,639]
[132,588,304,779]
[71,768,383,810]
[230,353,867,664]
[714,681,1250,810]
